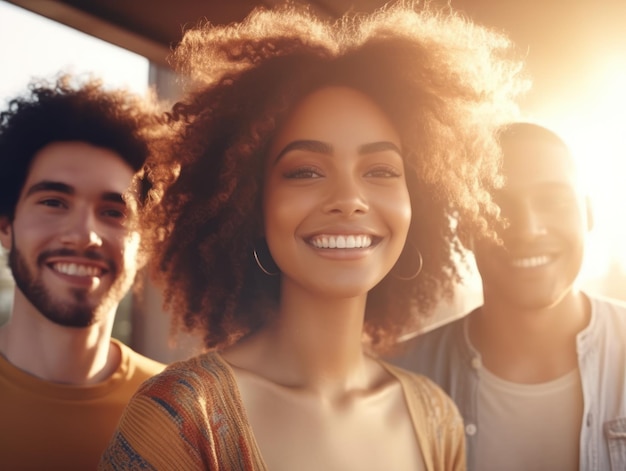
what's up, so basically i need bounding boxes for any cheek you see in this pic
[11,215,51,248]
[263,188,317,238]
[543,210,587,245]
[381,189,412,238]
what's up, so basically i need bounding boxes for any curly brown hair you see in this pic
[0,74,165,222]
[147,2,528,351]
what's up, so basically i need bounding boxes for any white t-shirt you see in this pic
[475,366,583,471]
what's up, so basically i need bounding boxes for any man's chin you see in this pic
[40,308,98,328]
[501,290,565,312]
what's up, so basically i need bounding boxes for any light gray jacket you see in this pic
[393,295,626,471]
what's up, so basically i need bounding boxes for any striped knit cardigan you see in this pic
[99,352,466,470]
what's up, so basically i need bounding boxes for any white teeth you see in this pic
[310,235,372,249]
[511,255,550,268]
[346,235,355,248]
[53,263,101,277]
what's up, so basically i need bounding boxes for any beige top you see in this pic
[476,366,583,471]
[100,352,466,470]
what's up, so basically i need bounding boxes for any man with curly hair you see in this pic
[0,75,165,470]
[100,3,526,470]
[394,122,626,471]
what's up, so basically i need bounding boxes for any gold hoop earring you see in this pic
[392,244,423,281]
[253,247,279,276]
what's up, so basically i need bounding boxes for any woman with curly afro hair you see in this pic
[101,3,527,470]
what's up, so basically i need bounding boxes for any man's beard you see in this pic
[8,245,124,328]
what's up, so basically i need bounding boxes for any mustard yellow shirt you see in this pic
[0,339,164,470]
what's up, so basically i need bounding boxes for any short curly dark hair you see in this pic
[0,74,164,221]
[147,3,528,351]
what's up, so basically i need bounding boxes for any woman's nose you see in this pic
[322,175,369,216]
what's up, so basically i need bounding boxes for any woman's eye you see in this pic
[366,165,402,178]
[284,166,323,179]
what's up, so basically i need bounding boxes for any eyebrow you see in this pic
[25,180,127,205]
[274,140,332,163]
[358,141,402,155]
[25,181,74,198]
[102,193,127,205]
[273,139,402,164]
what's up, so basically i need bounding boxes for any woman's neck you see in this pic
[224,286,371,398]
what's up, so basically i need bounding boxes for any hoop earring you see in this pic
[253,245,279,276]
[392,244,423,281]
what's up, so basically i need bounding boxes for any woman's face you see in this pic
[263,86,412,298]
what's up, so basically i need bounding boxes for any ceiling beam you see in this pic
[6,0,171,66]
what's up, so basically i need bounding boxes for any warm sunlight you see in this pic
[1,0,624,317]
[532,54,626,285]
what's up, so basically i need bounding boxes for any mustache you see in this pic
[37,248,115,272]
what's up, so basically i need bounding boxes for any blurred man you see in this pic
[0,76,165,469]
[394,122,626,471]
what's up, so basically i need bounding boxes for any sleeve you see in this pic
[98,371,215,470]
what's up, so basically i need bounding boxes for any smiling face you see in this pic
[263,86,412,299]
[0,141,140,327]
[474,135,590,311]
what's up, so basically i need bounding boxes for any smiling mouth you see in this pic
[309,234,374,249]
[510,255,552,268]
[50,262,105,277]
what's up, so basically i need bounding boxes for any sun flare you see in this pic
[537,56,626,282]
